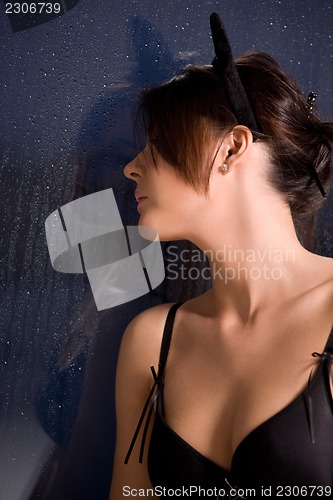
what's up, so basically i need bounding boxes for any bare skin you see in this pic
[109,127,333,498]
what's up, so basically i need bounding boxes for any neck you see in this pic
[187,197,310,323]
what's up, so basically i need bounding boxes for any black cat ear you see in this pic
[210,12,260,133]
[210,13,326,198]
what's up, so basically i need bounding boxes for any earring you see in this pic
[221,163,229,171]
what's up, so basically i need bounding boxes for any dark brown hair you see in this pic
[137,51,333,223]
[136,65,237,190]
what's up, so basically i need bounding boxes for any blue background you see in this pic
[0,1,333,498]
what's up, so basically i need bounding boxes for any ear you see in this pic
[224,125,253,166]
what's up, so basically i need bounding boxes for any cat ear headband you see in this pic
[210,12,260,134]
[210,12,326,198]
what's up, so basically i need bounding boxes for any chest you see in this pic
[149,362,333,489]
[161,320,329,471]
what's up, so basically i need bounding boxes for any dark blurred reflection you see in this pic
[29,17,210,500]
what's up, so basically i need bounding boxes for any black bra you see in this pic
[126,303,333,496]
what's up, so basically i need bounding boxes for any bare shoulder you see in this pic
[301,255,333,342]
[115,302,180,409]
[119,302,178,373]
[315,255,333,310]
[109,303,177,497]
[328,267,333,302]
[321,254,333,281]
[124,302,178,338]
[328,270,333,324]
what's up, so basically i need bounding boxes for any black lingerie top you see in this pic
[125,303,333,497]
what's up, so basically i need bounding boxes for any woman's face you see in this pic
[123,144,210,241]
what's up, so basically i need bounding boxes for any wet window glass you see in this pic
[1,1,332,498]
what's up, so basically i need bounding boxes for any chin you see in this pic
[136,225,158,242]
[138,216,176,242]
[138,217,162,241]
[138,214,158,232]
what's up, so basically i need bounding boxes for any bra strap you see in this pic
[157,302,183,379]
[307,325,333,443]
[124,302,183,464]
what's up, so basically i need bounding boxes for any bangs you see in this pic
[136,66,236,191]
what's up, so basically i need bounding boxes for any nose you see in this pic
[123,155,142,181]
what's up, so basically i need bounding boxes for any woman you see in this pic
[110,13,333,498]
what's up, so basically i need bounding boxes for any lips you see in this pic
[134,190,148,204]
